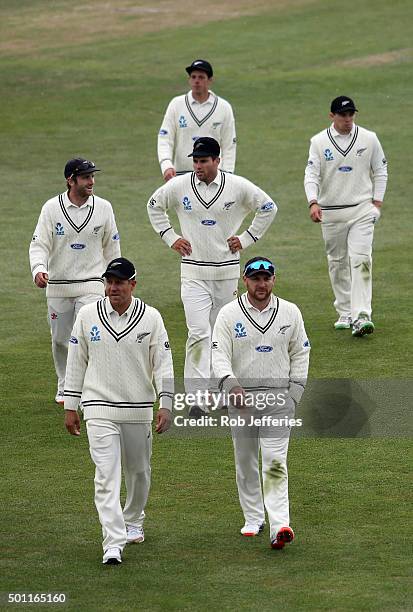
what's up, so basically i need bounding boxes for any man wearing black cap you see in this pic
[29,158,121,404]
[304,96,388,336]
[157,59,236,181]
[148,137,277,408]
[212,257,310,549]
[64,257,174,565]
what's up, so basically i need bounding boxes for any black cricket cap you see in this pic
[188,137,220,158]
[330,96,358,114]
[185,59,213,78]
[64,158,100,179]
[103,258,136,280]
[243,257,276,278]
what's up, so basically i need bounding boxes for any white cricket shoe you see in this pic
[352,313,375,337]
[334,315,352,330]
[102,547,122,565]
[126,525,144,544]
[240,522,265,536]
[55,391,65,405]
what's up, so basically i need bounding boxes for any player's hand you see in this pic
[227,236,242,253]
[172,238,192,256]
[65,410,81,436]
[34,272,49,288]
[156,408,172,433]
[309,203,322,223]
[372,200,383,209]
[229,386,246,408]
[163,168,176,182]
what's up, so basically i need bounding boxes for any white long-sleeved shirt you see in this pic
[29,192,120,298]
[147,171,277,281]
[157,90,236,175]
[64,296,174,421]
[304,124,388,208]
[212,293,310,404]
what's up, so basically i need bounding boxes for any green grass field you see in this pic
[1,0,412,610]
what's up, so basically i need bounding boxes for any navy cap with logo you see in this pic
[103,257,136,280]
[64,158,101,179]
[185,59,213,78]
[243,257,276,278]
[188,137,220,159]
[330,96,358,114]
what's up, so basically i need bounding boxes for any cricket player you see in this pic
[147,137,277,413]
[304,96,388,336]
[29,158,120,403]
[212,257,310,549]
[64,257,174,565]
[157,59,236,181]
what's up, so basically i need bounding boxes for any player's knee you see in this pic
[350,254,371,270]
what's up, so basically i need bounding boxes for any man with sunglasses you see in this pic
[147,137,277,412]
[304,96,388,336]
[29,158,121,404]
[212,257,310,549]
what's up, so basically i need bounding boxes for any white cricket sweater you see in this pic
[29,192,120,298]
[64,296,174,421]
[157,90,236,174]
[212,293,310,404]
[304,124,388,209]
[147,171,277,281]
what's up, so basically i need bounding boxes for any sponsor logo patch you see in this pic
[183,196,192,211]
[303,339,311,348]
[234,322,247,338]
[260,202,274,211]
[212,341,218,349]
[55,222,64,236]
[50,312,58,320]
[324,148,334,161]
[70,243,86,250]
[112,233,120,241]
[201,219,216,226]
[255,345,273,352]
[164,341,171,350]
[90,325,101,342]
[159,129,168,135]
[338,166,352,172]
[69,336,78,344]
[179,115,187,128]
[149,197,156,208]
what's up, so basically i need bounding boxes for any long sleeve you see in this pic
[150,312,174,411]
[212,309,240,392]
[147,184,182,248]
[219,103,236,173]
[288,308,310,404]
[64,313,89,410]
[304,139,321,203]
[371,134,388,202]
[158,100,177,175]
[29,204,53,279]
[237,180,278,249]
[102,203,121,264]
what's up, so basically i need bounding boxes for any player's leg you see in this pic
[181,279,213,394]
[260,431,290,539]
[231,408,265,530]
[348,205,379,328]
[47,297,76,400]
[86,419,127,553]
[121,423,152,537]
[321,221,351,325]
[209,279,239,394]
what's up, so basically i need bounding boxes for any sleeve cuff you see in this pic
[162,228,182,248]
[238,230,256,249]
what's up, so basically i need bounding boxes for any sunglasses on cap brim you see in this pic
[244,260,275,276]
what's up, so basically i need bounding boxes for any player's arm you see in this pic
[288,307,311,405]
[158,100,177,181]
[147,185,192,255]
[150,312,174,433]
[304,140,322,222]
[64,314,89,436]
[102,202,121,263]
[219,102,237,173]
[212,310,244,407]
[29,204,53,287]
[370,134,388,207]
[229,180,277,253]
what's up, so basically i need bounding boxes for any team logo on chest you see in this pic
[324,148,334,161]
[136,332,150,344]
[90,325,101,342]
[55,222,64,236]
[179,115,188,128]
[234,322,247,338]
[182,196,192,211]
[278,325,291,335]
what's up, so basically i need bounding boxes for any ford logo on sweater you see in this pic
[70,243,86,250]
[201,220,216,226]
[255,345,273,352]
[338,166,352,172]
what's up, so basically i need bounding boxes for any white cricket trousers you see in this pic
[47,294,101,392]
[86,419,152,552]
[181,278,238,392]
[321,202,381,321]
[229,406,291,535]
